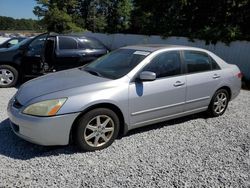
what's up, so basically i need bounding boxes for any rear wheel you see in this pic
[0,65,18,88]
[208,89,229,117]
[75,108,120,151]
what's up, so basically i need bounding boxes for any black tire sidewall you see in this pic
[209,89,229,117]
[75,108,120,151]
[0,65,18,88]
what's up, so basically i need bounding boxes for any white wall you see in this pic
[84,32,250,80]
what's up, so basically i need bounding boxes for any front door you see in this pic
[22,34,47,76]
[129,51,186,127]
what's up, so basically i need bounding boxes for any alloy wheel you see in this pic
[213,92,228,114]
[84,115,115,147]
[0,68,14,86]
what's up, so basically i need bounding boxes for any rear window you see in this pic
[58,36,78,50]
[78,38,105,49]
[183,51,212,73]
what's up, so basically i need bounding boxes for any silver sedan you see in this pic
[7,45,242,151]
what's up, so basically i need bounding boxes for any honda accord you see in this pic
[7,45,242,151]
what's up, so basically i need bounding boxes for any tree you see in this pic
[33,0,82,33]
[131,0,250,43]
[32,0,250,43]
[105,0,133,33]
[78,0,133,33]
[84,0,107,32]
[0,16,41,31]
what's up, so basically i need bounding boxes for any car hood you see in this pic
[16,68,111,105]
[0,48,18,61]
[0,48,9,52]
[0,46,18,52]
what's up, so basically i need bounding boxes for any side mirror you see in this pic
[139,71,156,81]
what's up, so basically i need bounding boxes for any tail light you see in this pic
[237,72,243,79]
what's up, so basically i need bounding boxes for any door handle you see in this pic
[213,74,221,79]
[174,81,185,87]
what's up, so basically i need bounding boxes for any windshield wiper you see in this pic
[84,68,103,77]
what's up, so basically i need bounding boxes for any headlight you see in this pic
[23,98,67,116]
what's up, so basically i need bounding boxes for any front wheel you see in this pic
[208,89,229,117]
[75,108,120,151]
[0,65,19,88]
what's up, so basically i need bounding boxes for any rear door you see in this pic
[183,50,222,111]
[54,36,82,71]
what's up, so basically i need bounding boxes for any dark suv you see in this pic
[0,33,108,87]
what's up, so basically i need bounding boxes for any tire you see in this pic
[0,65,19,88]
[75,108,120,151]
[207,89,229,117]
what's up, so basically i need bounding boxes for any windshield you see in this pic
[8,38,32,50]
[83,49,151,79]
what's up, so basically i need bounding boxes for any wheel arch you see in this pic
[69,103,127,143]
[216,86,232,100]
[0,62,21,74]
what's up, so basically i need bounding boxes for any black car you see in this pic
[0,33,109,87]
[0,37,26,48]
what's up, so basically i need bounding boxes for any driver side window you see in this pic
[142,51,182,78]
[28,35,46,55]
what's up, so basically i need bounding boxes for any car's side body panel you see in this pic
[128,75,186,126]
[184,70,223,111]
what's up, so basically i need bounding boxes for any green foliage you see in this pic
[34,0,133,33]
[0,16,42,31]
[43,6,82,33]
[105,0,133,33]
[31,0,250,43]
[130,0,250,44]
[34,0,82,33]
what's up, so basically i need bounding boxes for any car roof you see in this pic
[121,44,203,52]
[48,33,98,40]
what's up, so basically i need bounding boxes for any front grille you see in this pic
[13,99,23,109]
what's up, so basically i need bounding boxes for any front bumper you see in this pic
[7,98,80,146]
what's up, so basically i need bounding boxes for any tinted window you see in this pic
[211,58,221,70]
[78,38,105,49]
[28,34,46,55]
[143,51,181,78]
[59,37,78,50]
[184,51,212,73]
[9,38,32,50]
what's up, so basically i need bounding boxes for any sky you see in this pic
[0,0,37,19]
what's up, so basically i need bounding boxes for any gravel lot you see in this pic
[0,88,249,187]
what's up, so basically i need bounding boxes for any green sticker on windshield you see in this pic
[133,51,150,56]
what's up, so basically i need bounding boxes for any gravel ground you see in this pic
[0,88,249,187]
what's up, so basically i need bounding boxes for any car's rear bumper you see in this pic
[7,99,80,146]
